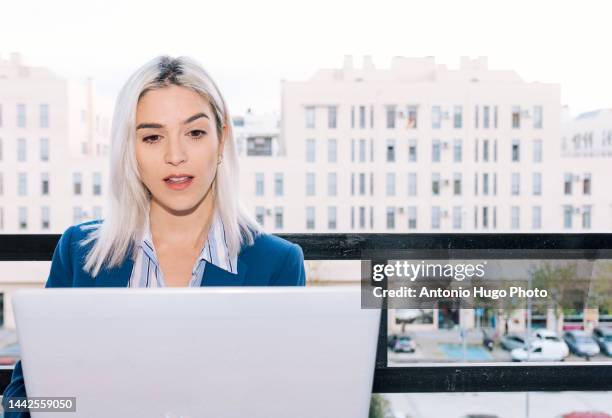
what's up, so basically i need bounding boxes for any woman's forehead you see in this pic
[136,85,213,123]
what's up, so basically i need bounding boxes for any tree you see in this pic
[369,394,395,418]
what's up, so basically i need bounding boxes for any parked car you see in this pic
[500,333,529,351]
[387,334,416,353]
[560,412,612,418]
[511,340,566,362]
[563,330,600,358]
[534,329,569,358]
[592,326,612,356]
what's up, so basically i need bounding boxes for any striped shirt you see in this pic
[128,211,238,287]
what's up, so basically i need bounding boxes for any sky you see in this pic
[2,0,611,117]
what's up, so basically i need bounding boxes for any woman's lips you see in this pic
[164,176,194,190]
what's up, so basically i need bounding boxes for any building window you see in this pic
[582,205,592,229]
[432,139,441,162]
[407,105,418,129]
[274,207,283,229]
[246,136,273,156]
[17,138,27,162]
[483,173,489,195]
[255,173,264,196]
[327,172,337,196]
[359,172,366,195]
[17,104,26,128]
[359,105,366,129]
[494,106,498,129]
[93,172,102,196]
[351,139,355,162]
[369,138,374,162]
[408,139,417,162]
[386,173,396,196]
[474,172,478,195]
[452,206,462,229]
[306,207,315,230]
[41,172,49,195]
[453,173,462,195]
[93,206,102,220]
[432,173,441,196]
[453,106,462,129]
[483,106,490,129]
[512,106,521,129]
[41,206,50,230]
[386,105,396,129]
[274,173,284,196]
[563,205,573,229]
[494,139,498,162]
[40,104,49,128]
[493,173,497,195]
[73,172,82,195]
[511,206,520,230]
[328,106,337,129]
[474,105,479,129]
[73,206,85,224]
[532,206,542,230]
[483,206,489,228]
[407,206,417,229]
[351,173,355,196]
[511,139,520,162]
[533,139,542,163]
[306,172,316,196]
[18,172,28,196]
[40,137,49,161]
[431,106,442,129]
[453,139,462,162]
[370,172,374,196]
[511,173,520,196]
[386,139,395,162]
[369,105,374,129]
[564,173,572,195]
[306,138,315,162]
[327,207,337,230]
[255,206,265,226]
[532,173,542,196]
[483,139,490,162]
[351,106,355,129]
[583,173,591,195]
[386,207,395,229]
[533,106,543,129]
[18,207,28,230]
[327,138,337,163]
[407,173,417,196]
[305,106,315,128]
[431,206,441,229]
[359,206,366,229]
[359,139,366,162]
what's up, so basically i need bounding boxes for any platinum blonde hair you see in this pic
[80,55,261,278]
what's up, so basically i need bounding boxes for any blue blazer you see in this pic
[3,221,305,417]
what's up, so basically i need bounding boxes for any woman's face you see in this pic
[135,84,224,214]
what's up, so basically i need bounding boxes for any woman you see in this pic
[3,56,305,416]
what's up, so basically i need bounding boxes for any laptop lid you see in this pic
[12,287,380,418]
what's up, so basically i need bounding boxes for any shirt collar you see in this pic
[139,211,238,275]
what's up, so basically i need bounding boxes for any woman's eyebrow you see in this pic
[136,113,210,130]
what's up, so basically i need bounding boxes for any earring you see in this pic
[217,156,223,165]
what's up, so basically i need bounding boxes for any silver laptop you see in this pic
[12,287,380,418]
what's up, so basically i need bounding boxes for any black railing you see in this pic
[1,233,612,394]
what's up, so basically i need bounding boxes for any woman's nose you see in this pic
[164,135,187,165]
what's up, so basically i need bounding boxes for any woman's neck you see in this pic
[148,193,216,251]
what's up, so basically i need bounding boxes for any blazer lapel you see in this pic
[93,255,134,287]
[201,258,248,286]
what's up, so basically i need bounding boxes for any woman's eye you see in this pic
[143,135,161,144]
[189,130,207,139]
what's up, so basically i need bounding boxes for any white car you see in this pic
[534,329,570,358]
[511,340,566,362]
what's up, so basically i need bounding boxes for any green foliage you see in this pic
[369,394,395,418]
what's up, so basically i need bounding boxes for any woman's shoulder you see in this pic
[239,231,304,263]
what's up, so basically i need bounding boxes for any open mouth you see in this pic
[164,176,194,184]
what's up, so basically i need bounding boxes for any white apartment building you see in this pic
[0,52,112,234]
[0,53,112,329]
[243,55,610,233]
[558,108,612,231]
